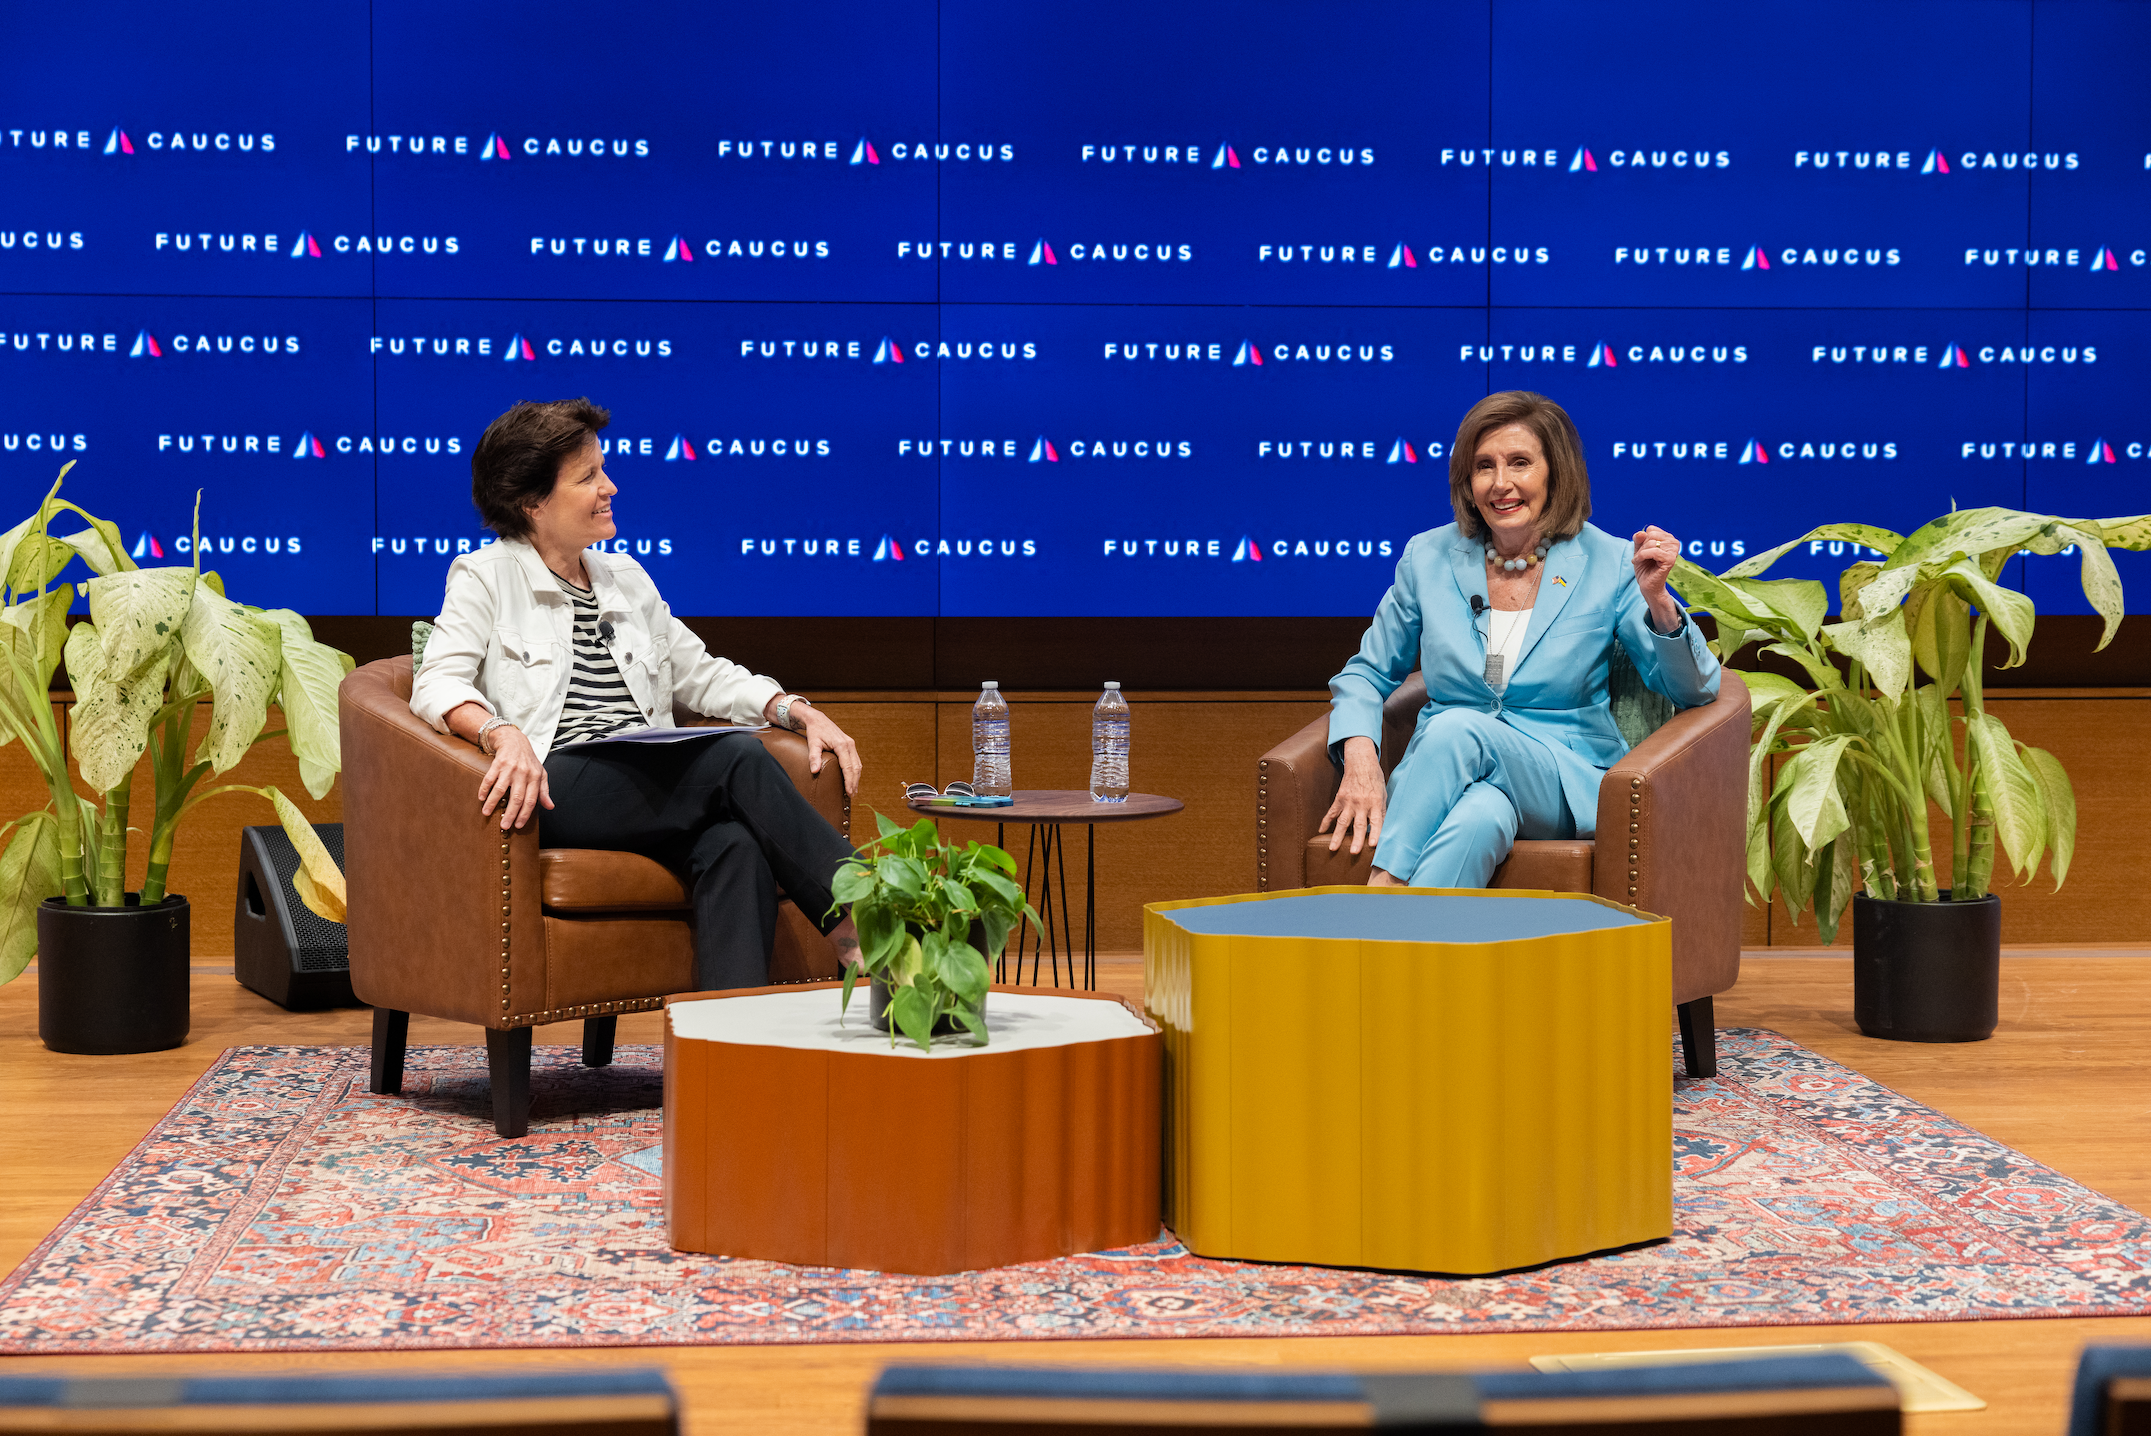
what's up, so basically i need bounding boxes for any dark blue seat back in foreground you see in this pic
[2070,1346,2151,1436]
[867,1353,1899,1432]
[0,1368,679,1435]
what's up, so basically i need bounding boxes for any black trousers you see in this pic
[542,734,854,991]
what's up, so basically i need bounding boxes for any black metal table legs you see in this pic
[993,821,1096,991]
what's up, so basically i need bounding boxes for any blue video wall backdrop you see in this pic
[3,0,2147,617]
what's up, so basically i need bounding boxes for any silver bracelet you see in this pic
[477,715,515,753]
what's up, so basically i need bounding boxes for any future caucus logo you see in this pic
[1115,534,1396,564]
[1811,341,2098,366]
[0,127,274,155]
[1791,148,2079,172]
[1800,148,2081,173]
[1613,243,1901,268]
[153,230,458,256]
[894,239,1194,264]
[1078,141,1375,167]
[347,133,648,159]
[532,234,829,260]
[1600,438,1896,464]
[1436,147,1731,170]
[154,429,462,458]
[1096,338,1395,364]
[369,332,672,359]
[1262,241,1550,267]
[1964,245,2143,269]
[734,533,1037,562]
[1455,341,1748,366]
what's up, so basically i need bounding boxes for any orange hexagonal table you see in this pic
[664,982,1161,1276]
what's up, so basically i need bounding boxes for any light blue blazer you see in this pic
[1327,522,1721,837]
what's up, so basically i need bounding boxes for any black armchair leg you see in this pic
[369,1008,409,1095]
[486,1025,534,1138]
[1678,996,1717,1079]
[582,1014,617,1068]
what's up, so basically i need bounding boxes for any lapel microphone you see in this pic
[598,619,616,643]
[1469,595,1505,688]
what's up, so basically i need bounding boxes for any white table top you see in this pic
[668,988,1152,1058]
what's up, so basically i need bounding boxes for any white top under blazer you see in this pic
[410,537,782,762]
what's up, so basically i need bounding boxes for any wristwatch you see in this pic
[773,695,809,731]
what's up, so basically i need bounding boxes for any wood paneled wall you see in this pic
[6,688,2143,962]
[1762,691,2151,946]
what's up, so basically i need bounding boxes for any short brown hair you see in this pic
[1447,391,1592,542]
[470,398,611,539]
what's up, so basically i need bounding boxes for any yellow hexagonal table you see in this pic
[1144,886,1672,1275]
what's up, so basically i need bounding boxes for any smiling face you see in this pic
[1470,423,1550,549]
[524,434,617,555]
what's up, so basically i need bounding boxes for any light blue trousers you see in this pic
[1372,709,1577,888]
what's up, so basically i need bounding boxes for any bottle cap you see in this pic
[981,680,998,689]
[1103,681,1120,689]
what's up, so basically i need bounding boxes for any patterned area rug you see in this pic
[2,1029,2147,1353]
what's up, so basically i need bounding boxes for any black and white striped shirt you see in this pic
[551,576,644,746]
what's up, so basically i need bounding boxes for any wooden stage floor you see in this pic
[4,949,2148,1433]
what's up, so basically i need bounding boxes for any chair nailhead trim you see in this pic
[499,833,514,1011]
[1626,777,1644,902]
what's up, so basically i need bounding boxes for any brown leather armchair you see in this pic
[1255,669,1750,1078]
[339,656,850,1137]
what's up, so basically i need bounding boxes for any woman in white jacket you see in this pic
[411,398,863,988]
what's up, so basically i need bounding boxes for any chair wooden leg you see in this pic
[582,1014,616,1068]
[1678,996,1717,1079]
[486,1026,534,1138]
[369,1008,409,1095]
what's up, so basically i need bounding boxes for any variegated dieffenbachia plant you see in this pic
[1670,507,2151,943]
[0,464,352,985]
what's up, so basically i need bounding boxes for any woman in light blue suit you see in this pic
[1322,391,1720,887]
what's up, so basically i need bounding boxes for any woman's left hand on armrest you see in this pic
[771,698,862,796]
[1631,524,1687,635]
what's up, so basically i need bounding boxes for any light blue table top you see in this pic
[1159,893,1649,943]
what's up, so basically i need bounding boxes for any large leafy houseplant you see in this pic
[1672,507,2149,941]
[0,466,353,985]
[833,813,1038,1051]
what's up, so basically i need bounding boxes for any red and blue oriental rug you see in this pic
[2,1030,2146,1353]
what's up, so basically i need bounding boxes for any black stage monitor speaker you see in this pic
[235,822,353,1010]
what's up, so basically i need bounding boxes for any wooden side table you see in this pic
[915,790,1183,990]
[664,982,1161,1276]
[1145,885,1672,1275]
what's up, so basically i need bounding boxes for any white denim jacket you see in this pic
[410,538,782,761]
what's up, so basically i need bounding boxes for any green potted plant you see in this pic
[832,813,1038,1051]
[0,465,352,1053]
[1673,507,2148,1041]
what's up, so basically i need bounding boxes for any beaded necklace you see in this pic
[1484,534,1553,573]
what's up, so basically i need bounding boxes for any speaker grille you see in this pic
[253,824,349,969]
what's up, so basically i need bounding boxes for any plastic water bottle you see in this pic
[972,681,1011,796]
[1090,682,1130,803]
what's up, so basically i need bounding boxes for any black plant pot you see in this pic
[36,895,191,1055]
[869,976,989,1036]
[1852,891,2001,1043]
